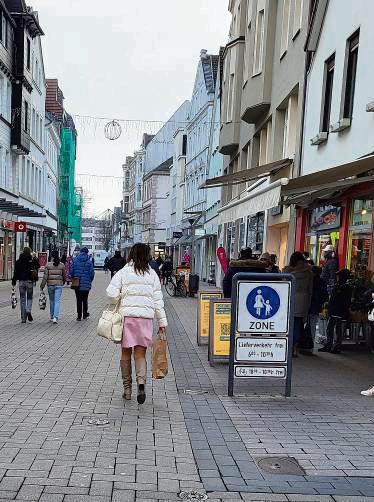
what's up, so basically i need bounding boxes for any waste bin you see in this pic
[188,274,199,297]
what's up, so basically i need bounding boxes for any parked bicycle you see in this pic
[164,274,188,297]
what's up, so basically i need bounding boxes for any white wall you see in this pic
[302,0,374,175]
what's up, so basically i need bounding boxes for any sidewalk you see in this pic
[0,271,373,501]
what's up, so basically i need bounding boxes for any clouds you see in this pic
[35,0,230,213]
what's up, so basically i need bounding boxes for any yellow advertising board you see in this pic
[197,291,223,345]
[209,299,232,364]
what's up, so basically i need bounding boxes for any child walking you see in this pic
[106,243,167,404]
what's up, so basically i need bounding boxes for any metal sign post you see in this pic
[228,273,295,398]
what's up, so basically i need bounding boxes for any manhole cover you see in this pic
[257,457,305,475]
[179,490,208,500]
[184,389,209,395]
[87,418,110,426]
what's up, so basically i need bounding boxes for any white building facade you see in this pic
[184,50,218,279]
[17,35,48,253]
[288,0,374,274]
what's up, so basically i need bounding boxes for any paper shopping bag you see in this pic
[152,338,168,379]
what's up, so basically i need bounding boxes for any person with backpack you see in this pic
[106,243,167,404]
[71,247,95,321]
[40,250,65,324]
[12,247,40,323]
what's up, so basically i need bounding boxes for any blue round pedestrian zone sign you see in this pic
[246,286,280,320]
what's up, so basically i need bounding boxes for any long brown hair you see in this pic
[128,243,150,275]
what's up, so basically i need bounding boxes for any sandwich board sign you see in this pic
[228,273,295,398]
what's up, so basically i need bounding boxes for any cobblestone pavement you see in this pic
[0,272,374,501]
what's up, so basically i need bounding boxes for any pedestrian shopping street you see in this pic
[1,273,374,502]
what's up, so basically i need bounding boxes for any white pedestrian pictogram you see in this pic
[254,289,265,316]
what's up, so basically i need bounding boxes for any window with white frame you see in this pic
[292,0,303,37]
[253,9,265,74]
[280,0,291,56]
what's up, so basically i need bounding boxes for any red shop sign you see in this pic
[15,222,27,233]
[2,219,15,231]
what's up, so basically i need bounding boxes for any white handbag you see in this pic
[97,299,123,343]
[368,308,374,322]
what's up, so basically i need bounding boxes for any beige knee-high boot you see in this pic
[120,360,132,400]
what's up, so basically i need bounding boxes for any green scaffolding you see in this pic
[57,127,82,247]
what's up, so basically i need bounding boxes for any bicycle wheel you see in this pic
[165,280,176,297]
[177,283,187,297]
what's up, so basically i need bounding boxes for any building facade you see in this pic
[285,0,374,274]
[215,0,311,270]
[183,50,218,279]
[0,1,17,280]
[46,79,81,252]
[142,101,189,258]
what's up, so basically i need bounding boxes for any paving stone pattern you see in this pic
[0,273,373,501]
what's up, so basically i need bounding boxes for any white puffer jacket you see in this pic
[106,263,168,327]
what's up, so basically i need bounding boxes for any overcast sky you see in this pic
[35,0,231,215]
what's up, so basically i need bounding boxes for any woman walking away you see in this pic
[284,252,313,356]
[71,247,95,321]
[106,243,167,404]
[40,251,65,323]
[12,247,40,323]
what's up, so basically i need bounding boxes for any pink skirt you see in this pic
[122,317,153,348]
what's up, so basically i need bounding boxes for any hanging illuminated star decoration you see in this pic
[104,120,122,140]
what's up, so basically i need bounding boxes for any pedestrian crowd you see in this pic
[222,245,374,397]
[10,243,168,405]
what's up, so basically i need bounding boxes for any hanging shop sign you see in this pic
[311,206,341,232]
[217,246,228,274]
[209,299,232,365]
[197,291,223,346]
[2,220,15,231]
[15,222,27,233]
[38,252,48,270]
[228,273,295,398]
[173,231,183,239]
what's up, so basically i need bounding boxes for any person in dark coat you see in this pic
[71,247,95,320]
[149,257,160,276]
[161,256,173,285]
[260,252,280,273]
[309,266,328,342]
[223,248,267,298]
[107,251,126,278]
[12,247,40,323]
[319,269,352,354]
[321,251,338,292]
[284,252,313,356]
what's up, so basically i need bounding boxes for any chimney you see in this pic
[200,49,208,59]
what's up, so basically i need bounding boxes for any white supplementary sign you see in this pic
[235,337,287,363]
[236,281,291,334]
[235,365,287,379]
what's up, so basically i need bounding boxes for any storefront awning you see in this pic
[218,178,289,225]
[0,198,43,217]
[200,158,292,188]
[174,235,192,246]
[281,154,374,207]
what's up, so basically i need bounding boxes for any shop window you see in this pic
[321,54,335,133]
[246,212,264,252]
[347,199,373,273]
[306,205,340,266]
